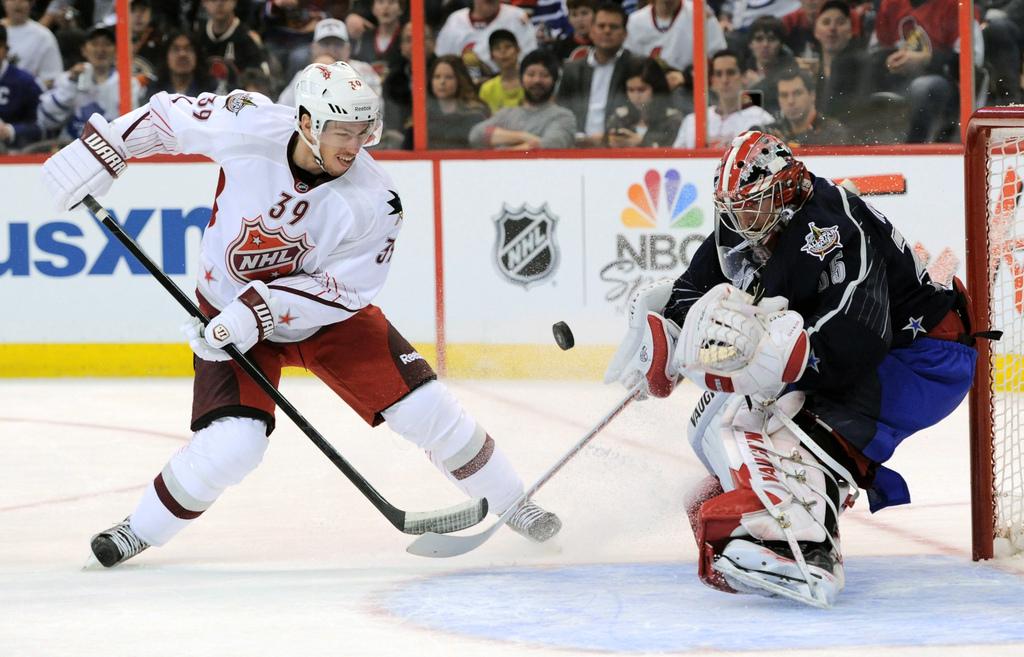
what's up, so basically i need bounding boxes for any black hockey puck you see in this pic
[552,321,575,351]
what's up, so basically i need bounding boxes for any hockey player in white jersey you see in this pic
[40,61,561,567]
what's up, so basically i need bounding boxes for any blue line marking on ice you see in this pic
[381,557,1024,652]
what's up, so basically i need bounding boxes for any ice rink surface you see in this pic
[3,378,1023,657]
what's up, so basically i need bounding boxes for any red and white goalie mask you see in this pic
[713,131,811,245]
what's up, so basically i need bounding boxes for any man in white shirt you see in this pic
[1,0,63,88]
[435,0,538,82]
[673,49,774,148]
[624,0,726,73]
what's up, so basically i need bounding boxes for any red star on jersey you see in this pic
[278,311,296,325]
[203,268,215,283]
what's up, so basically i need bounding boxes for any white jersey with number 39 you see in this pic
[110,90,403,342]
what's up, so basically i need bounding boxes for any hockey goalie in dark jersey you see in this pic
[605,131,979,607]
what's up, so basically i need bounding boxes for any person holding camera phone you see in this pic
[605,57,682,148]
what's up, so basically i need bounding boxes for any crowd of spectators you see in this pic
[0,0,1021,154]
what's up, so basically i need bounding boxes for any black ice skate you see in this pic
[506,502,562,542]
[90,517,150,568]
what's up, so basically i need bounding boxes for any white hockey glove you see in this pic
[675,283,809,397]
[604,279,678,397]
[41,113,128,212]
[181,281,277,362]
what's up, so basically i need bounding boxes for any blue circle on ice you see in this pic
[381,557,1024,652]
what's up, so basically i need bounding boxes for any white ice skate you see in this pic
[506,502,562,542]
[713,538,844,608]
[88,517,150,568]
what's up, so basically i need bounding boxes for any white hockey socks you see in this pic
[382,381,525,514]
[131,417,269,546]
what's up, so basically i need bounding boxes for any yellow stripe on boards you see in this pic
[0,343,613,380]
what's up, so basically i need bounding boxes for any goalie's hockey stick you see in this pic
[406,385,640,557]
[80,195,486,535]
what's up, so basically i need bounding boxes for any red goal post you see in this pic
[965,107,1024,560]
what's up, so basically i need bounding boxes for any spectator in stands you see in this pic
[277,19,382,107]
[605,56,682,147]
[131,0,165,92]
[38,24,137,141]
[1,0,62,88]
[978,0,1023,104]
[426,54,489,149]
[624,0,726,76]
[40,0,118,31]
[718,0,800,52]
[479,29,523,113]
[741,15,796,114]
[351,0,405,79]
[0,23,42,150]
[382,20,434,149]
[262,0,346,83]
[238,65,273,94]
[529,0,573,45]
[147,29,215,97]
[435,0,538,83]
[673,48,774,148]
[559,2,639,147]
[783,0,871,60]
[869,0,972,143]
[551,0,594,62]
[813,0,866,124]
[197,0,269,95]
[469,48,576,149]
[762,66,848,145]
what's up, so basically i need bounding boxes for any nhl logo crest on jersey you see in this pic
[224,93,257,115]
[492,203,560,288]
[800,222,842,261]
[226,215,313,283]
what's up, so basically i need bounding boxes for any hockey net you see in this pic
[966,108,1024,559]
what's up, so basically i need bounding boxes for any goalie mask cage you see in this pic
[966,107,1024,560]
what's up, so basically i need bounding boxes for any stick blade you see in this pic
[405,521,504,558]
[401,498,488,535]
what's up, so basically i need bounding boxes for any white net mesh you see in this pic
[986,128,1024,556]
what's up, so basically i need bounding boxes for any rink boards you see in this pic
[0,154,971,377]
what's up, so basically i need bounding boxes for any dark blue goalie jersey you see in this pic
[664,175,957,393]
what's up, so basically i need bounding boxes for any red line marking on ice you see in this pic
[0,416,187,513]
[0,484,147,512]
[844,508,966,556]
[0,417,188,442]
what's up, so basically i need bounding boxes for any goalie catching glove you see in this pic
[182,281,278,362]
[675,283,809,397]
[604,280,681,398]
[41,113,128,211]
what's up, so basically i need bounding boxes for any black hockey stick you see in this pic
[80,194,487,535]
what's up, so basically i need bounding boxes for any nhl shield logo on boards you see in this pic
[227,215,313,283]
[492,203,560,288]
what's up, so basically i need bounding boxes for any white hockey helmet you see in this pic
[293,61,382,167]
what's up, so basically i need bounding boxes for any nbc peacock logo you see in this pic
[601,168,707,312]
[621,169,704,229]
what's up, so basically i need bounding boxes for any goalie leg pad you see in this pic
[382,381,525,514]
[131,417,269,546]
[688,398,851,605]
